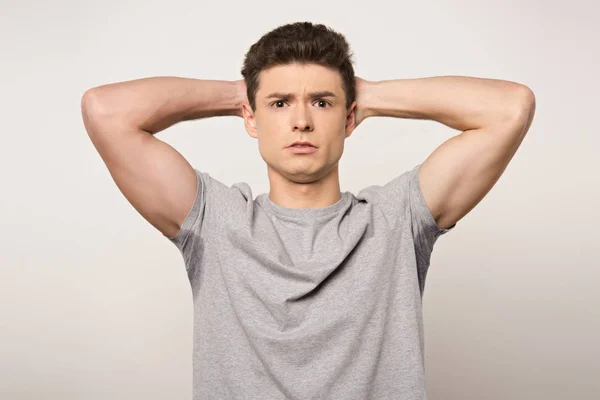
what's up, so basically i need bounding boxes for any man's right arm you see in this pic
[81,77,247,239]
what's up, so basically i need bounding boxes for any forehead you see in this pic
[257,63,343,96]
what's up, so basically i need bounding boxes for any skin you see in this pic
[238,66,536,231]
[241,63,360,210]
[83,65,534,238]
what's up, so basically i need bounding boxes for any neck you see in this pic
[267,165,342,209]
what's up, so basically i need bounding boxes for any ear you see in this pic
[345,100,357,138]
[242,103,258,139]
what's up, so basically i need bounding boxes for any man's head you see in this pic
[240,22,357,185]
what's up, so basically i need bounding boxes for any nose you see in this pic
[292,103,313,132]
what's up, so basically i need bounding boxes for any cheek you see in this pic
[331,140,345,159]
[326,134,346,160]
[257,131,282,160]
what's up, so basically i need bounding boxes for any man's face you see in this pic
[243,63,356,184]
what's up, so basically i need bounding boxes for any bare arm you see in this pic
[357,75,535,230]
[81,77,247,239]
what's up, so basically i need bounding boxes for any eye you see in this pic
[271,100,286,108]
[315,100,331,108]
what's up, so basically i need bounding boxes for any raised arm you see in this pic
[356,75,536,230]
[81,77,247,238]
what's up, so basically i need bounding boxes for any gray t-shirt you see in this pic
[167,163,455,400]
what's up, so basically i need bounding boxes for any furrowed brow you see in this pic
[265,91,337,99]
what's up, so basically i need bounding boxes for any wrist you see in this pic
[232,79,248,117]
[358,79,379,119]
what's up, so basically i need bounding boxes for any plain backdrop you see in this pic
[1,0,598,399]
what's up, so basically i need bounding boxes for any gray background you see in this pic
[1,0,598,398]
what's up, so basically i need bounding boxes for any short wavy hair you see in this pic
[241,22,356,112]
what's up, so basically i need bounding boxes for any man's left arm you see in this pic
[356,75,536,229]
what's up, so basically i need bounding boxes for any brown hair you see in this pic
[241,22,356,112]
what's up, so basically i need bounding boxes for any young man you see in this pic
[81,22,535,400]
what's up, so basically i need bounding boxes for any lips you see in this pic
[288,141,316,148]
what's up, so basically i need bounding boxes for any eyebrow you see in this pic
[265,91,337,100]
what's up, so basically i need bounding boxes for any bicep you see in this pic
[419,113,531,230]
[82,96,198,239]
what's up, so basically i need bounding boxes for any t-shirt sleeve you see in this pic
[165,168,208,269]
[375,163,456,266]
[405,163,455,265]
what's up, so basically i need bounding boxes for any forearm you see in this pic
[83,77,246,134]
[362,76,533,131]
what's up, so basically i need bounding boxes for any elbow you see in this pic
[514,84,536,116]
[81,88,123,139]
[500,85,536,126]
[81,88,107,117]
[504,85,536,137]
[81,87,124,125]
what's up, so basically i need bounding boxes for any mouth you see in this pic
[287,143,318,154]
[287,141,317,148]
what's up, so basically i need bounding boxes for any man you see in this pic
[81,21,535,400]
